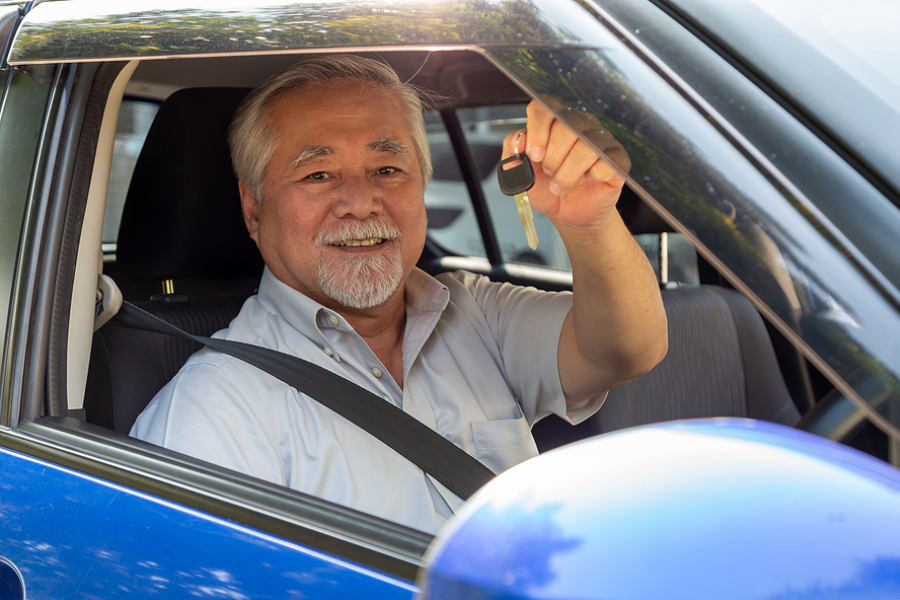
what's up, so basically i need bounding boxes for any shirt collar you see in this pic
[256,267,350,346]
[405,267,451,314]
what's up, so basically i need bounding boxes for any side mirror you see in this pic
[418,418,900,600]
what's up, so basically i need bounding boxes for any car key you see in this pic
[496,132,539,250]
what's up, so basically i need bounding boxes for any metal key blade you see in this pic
[496,144,539,251]
[515,191,539,250]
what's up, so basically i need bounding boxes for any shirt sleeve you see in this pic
[438,270,606,426]
[130,354,287,485]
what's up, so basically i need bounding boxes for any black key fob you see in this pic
[497,154,536,195]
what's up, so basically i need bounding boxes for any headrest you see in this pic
[116,87,265,281]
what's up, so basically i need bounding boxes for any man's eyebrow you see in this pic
[290,140,408,167]
[369,138,409,155]
[291,145,334,167]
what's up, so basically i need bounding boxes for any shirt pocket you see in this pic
[471,415,539,474]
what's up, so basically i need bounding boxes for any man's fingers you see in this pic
[539,119,580,176]
[600,144,632,175]
[547,142,605,195]
[524,100,555,162]
[502,128,528,160]
[587,158,623,188]
[515,98,628,196]
[550,149,623,196]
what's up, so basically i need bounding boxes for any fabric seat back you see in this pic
[595,286,800,433]
[85,87,262,432]
[532,285,801,451]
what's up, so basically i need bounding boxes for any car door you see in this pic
[0,6,431,600]
[0,66,423,599]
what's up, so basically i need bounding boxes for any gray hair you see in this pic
[228,55,433,201]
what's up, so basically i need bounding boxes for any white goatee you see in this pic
[314,219,404,309]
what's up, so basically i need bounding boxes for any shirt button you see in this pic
[371,367,383,378]
[328,314,339,326]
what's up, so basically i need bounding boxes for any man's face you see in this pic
[241,80,428,311]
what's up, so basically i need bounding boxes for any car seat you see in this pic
[596,286,799,427]
[85,87,260,432]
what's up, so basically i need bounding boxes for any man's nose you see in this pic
[331,174,383,219]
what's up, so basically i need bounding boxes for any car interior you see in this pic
[41,48,889,525]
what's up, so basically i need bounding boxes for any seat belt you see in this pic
[113,301,496,500]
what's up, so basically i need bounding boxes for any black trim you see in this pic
[45,62,124,416]
[7,64,68,425]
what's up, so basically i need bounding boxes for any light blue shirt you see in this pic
[131,267,605,533]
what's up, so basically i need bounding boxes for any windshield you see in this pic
[748,0,900,110]
[665,0,900,202]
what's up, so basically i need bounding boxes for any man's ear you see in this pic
[239,180,262,245]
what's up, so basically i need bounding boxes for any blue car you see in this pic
[1,0,898,598]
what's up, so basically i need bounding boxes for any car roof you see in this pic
[8,0,579,106]
[8,0,589,64]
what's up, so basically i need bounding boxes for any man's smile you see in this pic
[315,218,402,251]
[331,238,387,247]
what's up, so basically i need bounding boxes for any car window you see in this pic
[423,111,489,261]
[635,233,699,287]
[103,98,159,257]
[4,2,899,596]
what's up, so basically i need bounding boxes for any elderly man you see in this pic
[131,55,667,534]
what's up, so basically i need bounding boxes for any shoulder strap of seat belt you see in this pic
[113,301,495,500]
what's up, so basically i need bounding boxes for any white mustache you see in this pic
[314,219,402,247]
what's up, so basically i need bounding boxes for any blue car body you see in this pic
[0,447,416,599]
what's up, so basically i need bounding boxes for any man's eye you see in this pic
[305,171,329,181]
[376,166,400,176]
